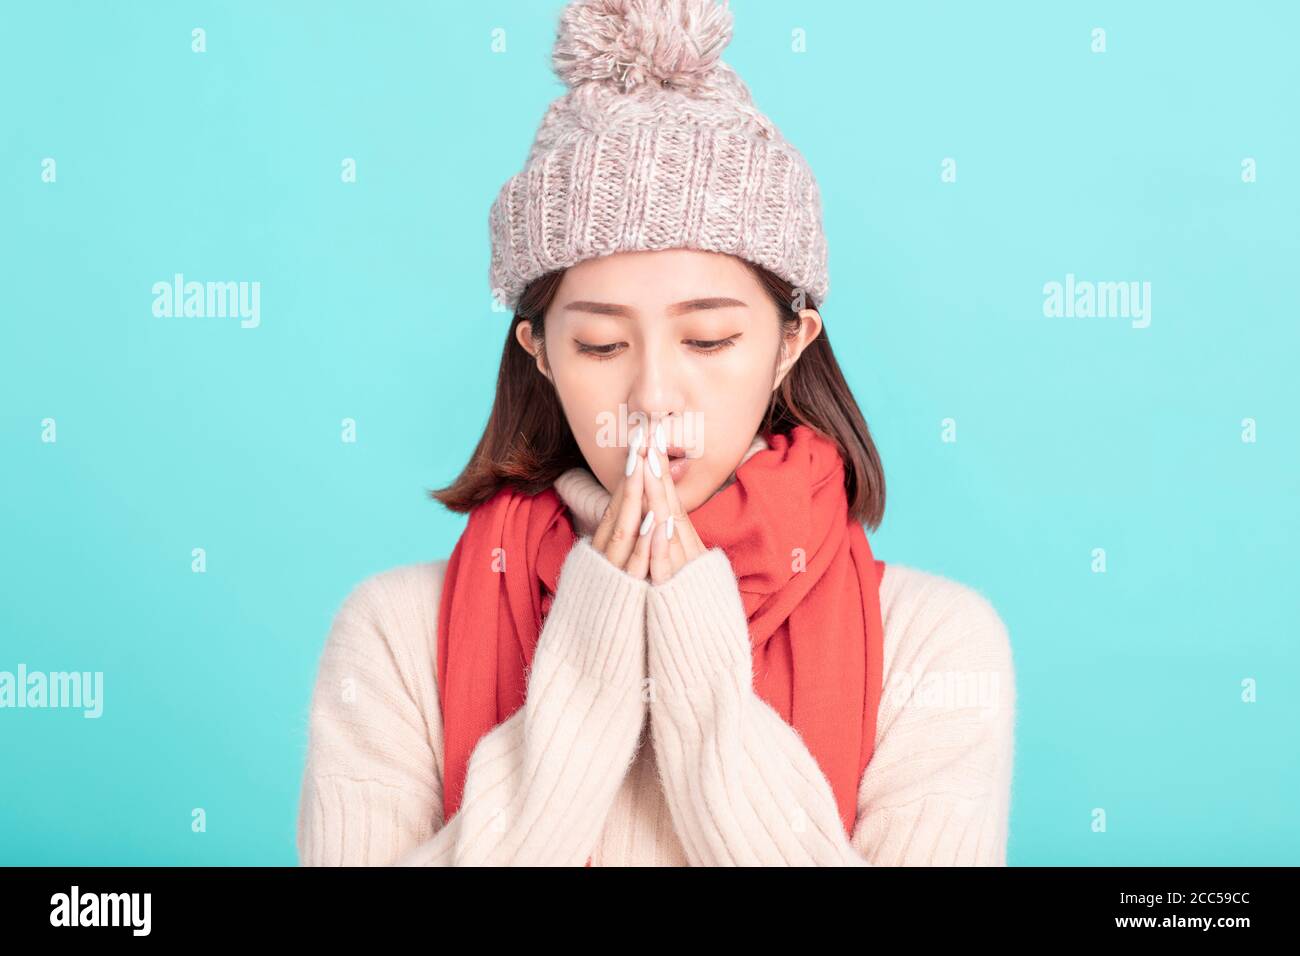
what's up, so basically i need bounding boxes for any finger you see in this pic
[666,512,689,570]
[661,449,706,562]
[644,437,693,579]
[625,505,655,580]
[590,475,621,552]
[645,445,689,580]
[599,424,646,568]
[649,515,673,584]
[644,479,681,581]
[642,439,671,546]
[591,427,636,552]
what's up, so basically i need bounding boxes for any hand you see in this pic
[590,423,656,578]
[590,419,708,584]
[642,420,708,585]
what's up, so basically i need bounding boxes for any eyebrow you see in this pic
[560,297,749,318]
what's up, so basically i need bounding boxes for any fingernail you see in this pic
[666,514,674,541]
[639,510,655,536]
[647,447,662,478]
[654,421,667,455]
[625,426,643,476]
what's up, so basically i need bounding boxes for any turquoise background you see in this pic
[2,1,1296,865]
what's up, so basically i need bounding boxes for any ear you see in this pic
[514,319,551,380]
[772,308,823,392]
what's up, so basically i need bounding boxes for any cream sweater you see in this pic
[297,467,1017,866]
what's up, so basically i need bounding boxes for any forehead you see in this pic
[556,248,759,306]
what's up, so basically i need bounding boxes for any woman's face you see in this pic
[515,248,822,514]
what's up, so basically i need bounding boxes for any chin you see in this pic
[677,469,715,513]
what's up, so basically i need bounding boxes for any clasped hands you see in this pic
[590,420,707,584]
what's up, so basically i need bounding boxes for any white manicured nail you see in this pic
[654,421,667,455]
[639,510,655,536]
[625,426,643,476]
[666,515,674,540]
[647,447,661,478]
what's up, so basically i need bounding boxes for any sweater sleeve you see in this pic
[644,547,1016,866]
[297,536,650,866]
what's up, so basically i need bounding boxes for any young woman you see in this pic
[297,0,1015,866]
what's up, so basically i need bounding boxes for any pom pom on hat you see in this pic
[552,0,735,94]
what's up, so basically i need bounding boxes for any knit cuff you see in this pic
[536,535,649,686]
[645,547,753,698]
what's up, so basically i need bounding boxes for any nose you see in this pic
[626,337,685,431]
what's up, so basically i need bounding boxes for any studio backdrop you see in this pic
[1,0,1296,865]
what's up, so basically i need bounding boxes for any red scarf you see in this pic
[436,424,885,861]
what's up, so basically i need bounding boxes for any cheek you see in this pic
[697,343,776,397]
[551,364,603,433]
[554,355,627,410]
[695,362,773,431]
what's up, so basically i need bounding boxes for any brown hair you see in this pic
[428,260,886,531]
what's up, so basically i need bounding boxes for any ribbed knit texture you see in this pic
[297,471,1017,865]
[646,547,874,864]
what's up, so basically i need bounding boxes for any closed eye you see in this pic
[574,334,741,361]
[688,335,741,354]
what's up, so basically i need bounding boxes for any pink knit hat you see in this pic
[488,0,830,312]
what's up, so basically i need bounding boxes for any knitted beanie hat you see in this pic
[488,0,830,313]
